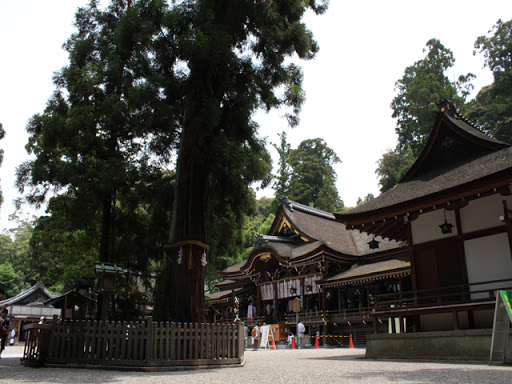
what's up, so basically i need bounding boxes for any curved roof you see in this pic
[220,199,405,277]
[321,259,410,287]
[336,102,512,230]
[0,282,56,307]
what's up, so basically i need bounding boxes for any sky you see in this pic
[0,0,511,231]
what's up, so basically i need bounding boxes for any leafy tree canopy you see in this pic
[378,38,475,193]
[471,18,512,142]
[288,138,344,211]
[391,38,475,156]
[16,0,175,265]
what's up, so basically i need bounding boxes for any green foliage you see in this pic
[375,147,416,193]
[272,131,292,207]
[472,19,512,143]
[1,213,41,285]
[356,193,375,206]
[29,169,174,289]
[287,138,344,211]
[17,0,175,264]
[378,39,475,192]
[391,38,475,156]
[29,195,99,289]
[0,213,37,296]
[0,262,27,298]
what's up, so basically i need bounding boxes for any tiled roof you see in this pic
[44,289,96,307]
[321,259,410,284]
[219,199,405,276]
[338,104,511,219]
[281,201,402,255]
[95,262,127,274]
[338,146,512,217]
[0,282,56,306]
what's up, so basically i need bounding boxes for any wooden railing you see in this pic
[372,278,512,312]
[22,323,52,366]
[23,317,244,369]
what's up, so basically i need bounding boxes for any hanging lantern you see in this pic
[368,238,380,249]
[439,210,454,234]
[177,246,183,264]
[201,250,208,267]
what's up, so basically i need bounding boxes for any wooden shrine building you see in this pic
[210,199,409,342]
[336,100,512,333]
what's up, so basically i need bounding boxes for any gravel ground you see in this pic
[1,344,512,384]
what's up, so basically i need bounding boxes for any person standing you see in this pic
[297,321,305,349]
[0,308,11,358]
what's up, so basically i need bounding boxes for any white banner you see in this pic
[259,325,270,347]
[260,283,274,301]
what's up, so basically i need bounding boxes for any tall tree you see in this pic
[471,18,512,143]
[375,146,415,193]
[391,38,474,156]
[16,0,173,265]
[156,0,328,322]
[377,39,475,192]
[271,131,292,209]
[287,138,343,211]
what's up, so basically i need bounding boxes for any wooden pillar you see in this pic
[337,287,342,312]
[256,284,262,318]
[502,200,512,261]
[405,218,418,304]
[455,208,469,286]
[365,282,370,309]
[300,277,305,311]
[273,281,278,323]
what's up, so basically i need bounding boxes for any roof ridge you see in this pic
[281,198,335,220]
[438,99,490,137]
[257,234,296,243]
[0,282,53,306]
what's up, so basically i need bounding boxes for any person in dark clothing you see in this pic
[0,308,11,358]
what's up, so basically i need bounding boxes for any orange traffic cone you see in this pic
[349,334,354,349]
[291,336,296,350]
[271,339,276,350]
[315,335,319,349]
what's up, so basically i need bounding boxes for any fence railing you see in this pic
[23,316,244,369]
[372,278,512,312]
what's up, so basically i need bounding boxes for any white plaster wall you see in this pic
[460,194,512,233]
[411,209,457,244]
[464,233,512,299]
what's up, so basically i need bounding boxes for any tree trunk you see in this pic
[99,195,113,263]
[160,68,216,322]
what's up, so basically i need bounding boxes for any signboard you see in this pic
[259,325,270,348]
[489,290,512,364]
[502,291,512,321]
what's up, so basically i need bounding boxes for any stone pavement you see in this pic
[1,344,512,384]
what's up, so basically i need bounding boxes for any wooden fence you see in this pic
[22,317,245,370]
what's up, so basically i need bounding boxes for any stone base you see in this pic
[366,329,512,362]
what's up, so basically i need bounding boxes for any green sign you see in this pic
[500,290,512,322]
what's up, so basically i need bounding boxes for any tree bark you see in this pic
[161,64,215,322]
[99,194,113,263]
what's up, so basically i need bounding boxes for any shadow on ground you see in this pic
[0,357,225,383]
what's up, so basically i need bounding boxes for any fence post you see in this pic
[236,319,244,359]
[146,316,153,364]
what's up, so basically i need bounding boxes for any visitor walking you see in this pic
[297,321,305,349]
